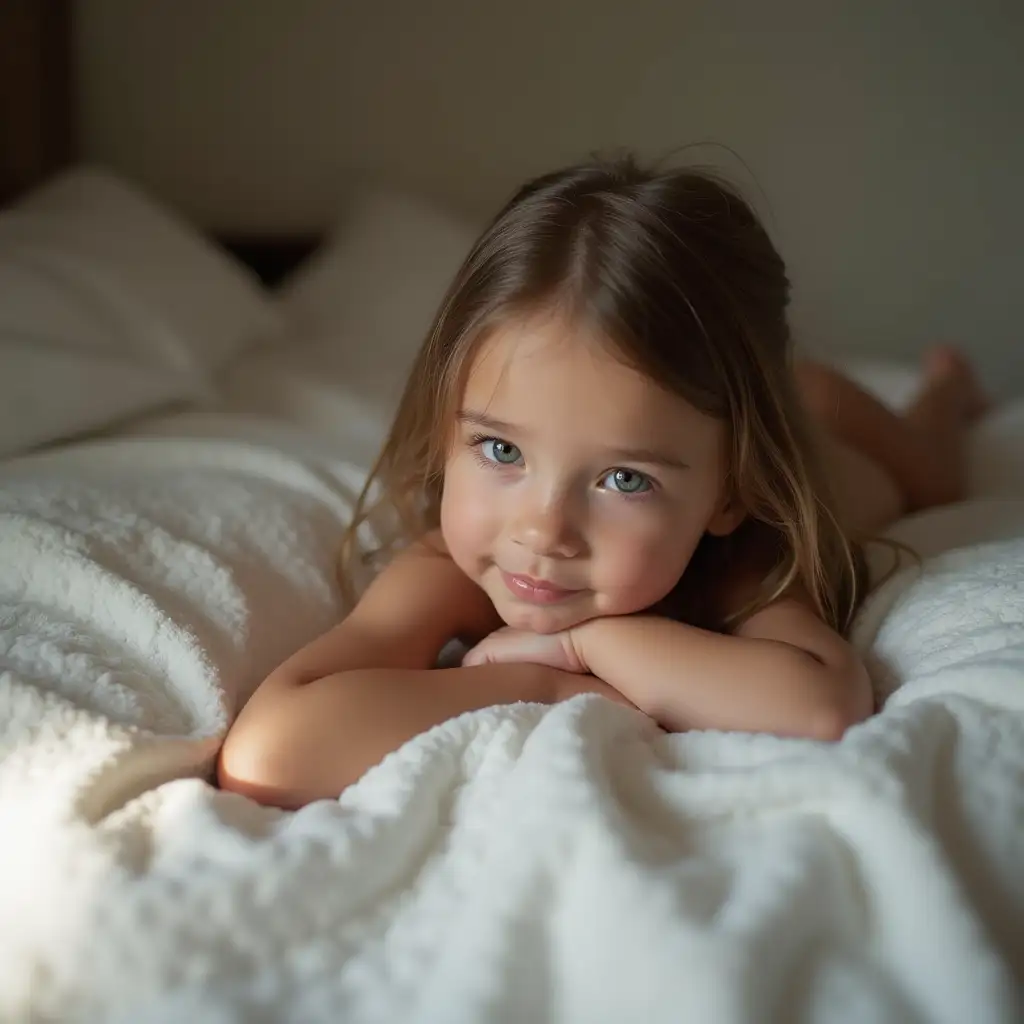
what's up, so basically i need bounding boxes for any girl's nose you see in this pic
[509,493,583,559]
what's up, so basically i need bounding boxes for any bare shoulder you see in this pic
[268,530,500,684]
[731,588,858,673]
[351,528,501,646]
[719,525,864,677]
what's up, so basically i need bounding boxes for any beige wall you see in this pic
[76,0,1024,391]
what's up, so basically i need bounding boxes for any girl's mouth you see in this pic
[500,571,580,604]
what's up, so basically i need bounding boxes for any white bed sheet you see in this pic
[216,338,404,472]
[1,409,1022,1022]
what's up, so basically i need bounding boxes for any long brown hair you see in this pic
[340,154,866,633]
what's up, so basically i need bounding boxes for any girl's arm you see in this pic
[218,662,619,809]
[217,535,624,808]
[569,598,873,739]
[464,595,872,740]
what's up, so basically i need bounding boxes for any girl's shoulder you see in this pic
[372,529,501,644]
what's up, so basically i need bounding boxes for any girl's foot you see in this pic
[901,346,991,509]
[921,346,991,423]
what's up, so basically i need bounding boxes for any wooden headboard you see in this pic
[0,1,75,206]
[0,1,317,285]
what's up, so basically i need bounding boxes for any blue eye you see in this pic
[602,468,651,494]
[481,438,522,465]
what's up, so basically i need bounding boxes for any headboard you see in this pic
[0,1,75,206]
[0,1,317,285]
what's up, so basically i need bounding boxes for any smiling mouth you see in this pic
[500,571,581,605]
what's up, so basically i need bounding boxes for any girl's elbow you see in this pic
[809,659,874,742]
[809,702,861,743]
[216,679,315,810]
[217,670,389,808]
[217,716,297,810]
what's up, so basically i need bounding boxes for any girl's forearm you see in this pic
[571,616,868,740]
[218,663,596,810]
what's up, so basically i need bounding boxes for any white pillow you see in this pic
[967,401,1024,498]
[260,187,479,467]
[278,185,479,373]
[0,166,287,458]
[0,343,204,458]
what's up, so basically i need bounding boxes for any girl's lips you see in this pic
[500,571,580,605]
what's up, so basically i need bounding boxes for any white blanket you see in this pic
[1,420,1022,1023]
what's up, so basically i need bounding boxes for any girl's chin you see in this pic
[496,600,592,636]
[495,593,655,630]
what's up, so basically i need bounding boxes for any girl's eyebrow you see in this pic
[457,410,522,435]
[606,446,690,471]
[457,409,689,470]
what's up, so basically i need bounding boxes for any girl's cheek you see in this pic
[439,466,466,548]
[441,462,497,562]
[597,517,692,604]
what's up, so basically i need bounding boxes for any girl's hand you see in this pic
[462,626,587,674]
[463,630,640,713]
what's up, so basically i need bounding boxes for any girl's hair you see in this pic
[340,154,867,634]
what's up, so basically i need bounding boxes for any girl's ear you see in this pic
[706,493,746,537]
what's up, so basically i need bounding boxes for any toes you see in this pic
[923,345,991,419]
[924,345,966,381]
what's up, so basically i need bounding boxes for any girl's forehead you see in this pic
[465,315,639,396]
[458,315,723,445]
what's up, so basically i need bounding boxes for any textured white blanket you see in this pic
[0,422,1021,1023]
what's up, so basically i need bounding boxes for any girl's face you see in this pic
[440,314,743,634]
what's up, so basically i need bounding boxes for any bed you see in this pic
[2,9,1023,1022]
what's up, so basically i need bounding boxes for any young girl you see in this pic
[218,156,989,810]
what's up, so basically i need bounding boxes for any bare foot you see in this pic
[922,346,991,422]
[898,346,991,509]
